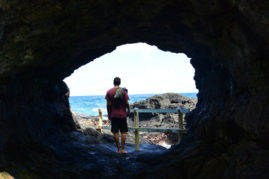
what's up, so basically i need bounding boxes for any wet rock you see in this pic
[81,127,114,144]
[71,110,82,130]
[70,131,99,144]
[97,134,115,143]
[0,0,268,178]
[82,127,100,138]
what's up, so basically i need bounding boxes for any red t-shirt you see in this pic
[105,87,129,118]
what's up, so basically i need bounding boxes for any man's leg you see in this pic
[112,132,121,153]
[121,132,128,153]
[111,118,121,154]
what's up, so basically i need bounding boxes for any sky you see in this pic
[64,43,198,96]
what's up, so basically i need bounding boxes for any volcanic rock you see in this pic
[131,93,197,110]
[129,93,196,125]
[0,0,268,178]
[129,93,197,144]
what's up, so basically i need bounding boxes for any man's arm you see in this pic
[124,90,130,116]
[126,100,130,117]
[107,100,111,120]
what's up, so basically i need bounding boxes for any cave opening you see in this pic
[64,42,198,149]
[1,1,268,178]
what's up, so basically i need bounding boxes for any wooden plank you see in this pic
[178,110,184,143]
[101,126,187,134]
[130,108,190,114]
[97,109,102,133]
[131,127,187,133]
[134,110,140,151]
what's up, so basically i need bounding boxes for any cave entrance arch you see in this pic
[64,42,198,148]
[0,1,267,178]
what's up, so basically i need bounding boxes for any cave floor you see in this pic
[26,131,169,178]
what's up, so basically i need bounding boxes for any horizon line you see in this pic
[69,92,198,97]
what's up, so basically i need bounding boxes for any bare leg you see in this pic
[113,132,121,154]
[121,132,128,153]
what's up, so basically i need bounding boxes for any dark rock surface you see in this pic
[72,112,152,145]
[128,93,197,144]
[82,127,115,144]
[129,93,196,125]
[131,93,197,111]
[0,0,268,178]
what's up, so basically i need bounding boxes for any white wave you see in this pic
[92,108,106,112]
[103,116,108,120]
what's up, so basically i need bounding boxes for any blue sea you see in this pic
[69,93,197,117]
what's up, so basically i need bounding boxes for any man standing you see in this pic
[105,77,130,154]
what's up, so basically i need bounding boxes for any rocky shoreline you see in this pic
[73,93,197,148]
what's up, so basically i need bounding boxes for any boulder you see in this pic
[82,127,114,144]
[129,93,197,125]
[128,93,197,144]
[97,134,115,144]
[130,93,197,110]
[82,127,100,138]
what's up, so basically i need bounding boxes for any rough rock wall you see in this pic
[0,78,75,163]
[0,0,268,178]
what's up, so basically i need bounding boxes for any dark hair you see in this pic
[113,77,121,86]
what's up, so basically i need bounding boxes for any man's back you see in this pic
[105,87,129,118]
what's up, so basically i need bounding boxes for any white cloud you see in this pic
[64,43,198,96]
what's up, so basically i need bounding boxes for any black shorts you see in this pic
[111,117,128,133]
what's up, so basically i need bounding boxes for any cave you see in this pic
[0,1,268,178]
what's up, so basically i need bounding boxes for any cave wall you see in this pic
[0,0,268,178]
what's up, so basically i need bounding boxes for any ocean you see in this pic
[69,93,197,117]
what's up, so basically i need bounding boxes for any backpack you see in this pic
[114,87,127,102]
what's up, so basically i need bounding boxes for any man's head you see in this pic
[113,77,121,86]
